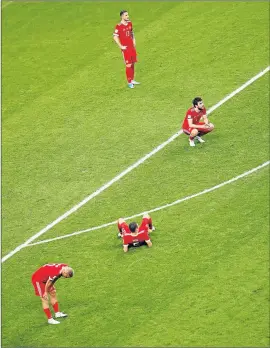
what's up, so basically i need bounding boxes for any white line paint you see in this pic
[2,66,269,263]
[2,1,13,9]
[26,160,269,247]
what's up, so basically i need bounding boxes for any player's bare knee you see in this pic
[50,289,57,296]
[118,218,125,225]
[41,298,49,306]
[191,129,198,136]
[143,213,150,219]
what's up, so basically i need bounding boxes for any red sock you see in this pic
[189,136,195,141]
[125,66,132,83]
[131,64,135,81]
[53,302,59,313]
[43,308,52,319]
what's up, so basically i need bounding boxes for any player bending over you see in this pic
[31,263,74,324]
[113,10,140,89]
[117,213,154,252]
[182,97,214,147]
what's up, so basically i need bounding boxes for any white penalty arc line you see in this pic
[1,1,13,9]
[2,66,269,263]
[26,160,270,247]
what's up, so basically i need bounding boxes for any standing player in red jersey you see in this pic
[31,263,74,324]
[113,10,140,89]
[117,213,154,252]
[182,97,214,147]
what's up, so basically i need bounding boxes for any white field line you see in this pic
[1,1,13,9]
[26,160,270,247]
[1,66,269,263]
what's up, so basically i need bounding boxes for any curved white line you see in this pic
[2,66,269,263]
[26,160,269,247]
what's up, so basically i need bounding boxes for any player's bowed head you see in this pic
[61,266,74,278]
[129,222,139,234]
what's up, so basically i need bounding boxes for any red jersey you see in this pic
[182,106,207,130]
[120,218,150,245]
[113,21,134,48]
[32,263,67,284]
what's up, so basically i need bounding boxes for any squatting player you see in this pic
[113,10,140,89]
[31,263,74,324]
[182,97,214,147]
[117,213,154,252]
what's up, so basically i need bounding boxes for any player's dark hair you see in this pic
[129,222,138,232]
[68,270,74,277]
[192,97,202,106]
[120,10,128,17]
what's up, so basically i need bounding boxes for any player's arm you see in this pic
[202,114,214,128]
[187,116,206,129]
[202,114,211,126]
[43,279,53,299]
[145,239,152,248]
[113,30,127,50]
[131,30,136,47]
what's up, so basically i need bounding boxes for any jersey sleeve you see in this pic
[113,25,119,37]
[203,107,207,115]
[186,109,193,121]
[50,274,62,284]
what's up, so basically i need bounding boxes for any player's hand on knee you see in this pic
[43,292,48,301]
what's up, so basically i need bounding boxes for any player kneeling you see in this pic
[117,213,154,252]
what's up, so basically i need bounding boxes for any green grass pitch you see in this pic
[2,1,269,347]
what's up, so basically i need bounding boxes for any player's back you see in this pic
[32,263,66,282]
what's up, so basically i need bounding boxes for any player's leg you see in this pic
[198,123,214,136]
[50,289,68,318]
[41,296,60,324]
[131,64,140,85]
[183,128,197,147]
[197,123,214,142]
[117,218,126,238]
[122,49,134,88]
[130,48,140,85]
[189,129,198,147]
[32,279,59,324]
[125,63,134,88]
[130,63,135,83]
[142,213,155,232]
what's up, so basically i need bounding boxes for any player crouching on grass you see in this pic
[31,263,74,324]
[182,97,214,147]
[117,213,155,252]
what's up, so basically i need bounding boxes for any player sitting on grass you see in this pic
[117,213,155,252]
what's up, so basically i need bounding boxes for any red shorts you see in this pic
[122,47,137,64]
[183,122,213,135]
[32,278,56,297]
